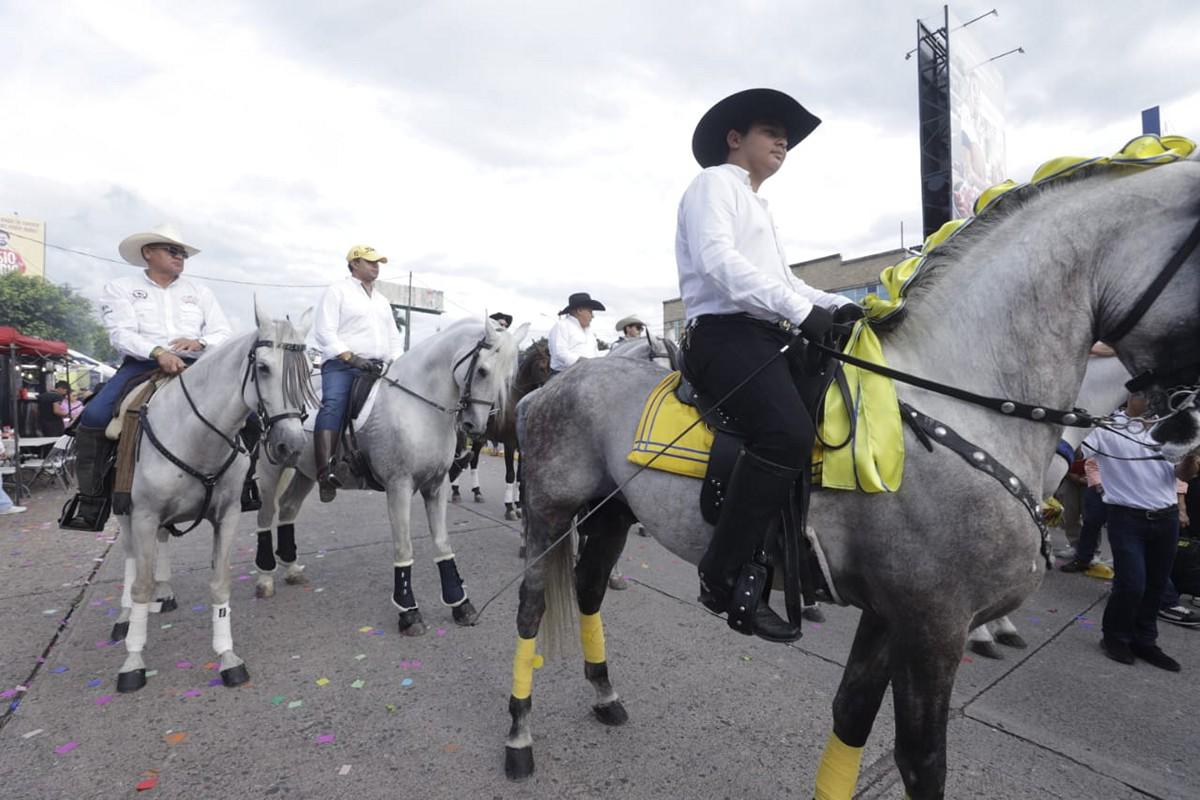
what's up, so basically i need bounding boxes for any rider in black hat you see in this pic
[677,89,864,642]
[548,292,605,376]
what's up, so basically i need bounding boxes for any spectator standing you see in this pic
[0,484,26,515]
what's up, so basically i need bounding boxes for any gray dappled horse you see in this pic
[253,316,528,635]
[607,329,678,370]
[113,303,312,692]
[505,155,1200,797]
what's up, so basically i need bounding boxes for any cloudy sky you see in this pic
[4,0,1200,350]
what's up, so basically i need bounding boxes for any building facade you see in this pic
[661,247,906,342]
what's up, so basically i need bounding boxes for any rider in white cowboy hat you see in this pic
[310,244,404,503]
[61,224,233,531]
[677,89,865,642]
[548,292,605,375]
[614,314,648,341]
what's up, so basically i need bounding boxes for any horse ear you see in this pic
[510,322,530,345]
[254,295,271,333]
[293,306,315,338]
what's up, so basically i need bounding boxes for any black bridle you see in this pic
[378,335,496,421]
[139,338,310,534]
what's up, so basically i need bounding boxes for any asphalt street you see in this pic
[1,456,1197,799]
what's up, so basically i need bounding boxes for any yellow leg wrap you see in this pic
[813,732,864,800]
[579,612,606,664]
[510,636,543,700]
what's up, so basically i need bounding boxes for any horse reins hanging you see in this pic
[377,335,496,419]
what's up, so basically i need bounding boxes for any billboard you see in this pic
[376,280,444,314]
[947,10,1007,220]
[0,215,46,278]
[916,12,952,238]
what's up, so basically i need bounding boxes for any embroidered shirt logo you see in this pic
[131,289,149,300]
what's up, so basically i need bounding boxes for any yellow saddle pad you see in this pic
[626,327,905,493]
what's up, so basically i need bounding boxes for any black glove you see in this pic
[797,305,834,340]
[347,355,383,374]
[832,303,866,324]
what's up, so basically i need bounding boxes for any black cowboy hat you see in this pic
[489,311,514,327]
[559,292,606,315]
[691,88,821,169]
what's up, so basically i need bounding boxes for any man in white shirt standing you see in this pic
[677,89,864,642]
[311,245,404,502]
[62,224,233,531]
[548,292,605,375]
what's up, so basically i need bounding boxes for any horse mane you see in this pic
[261,318,320,410]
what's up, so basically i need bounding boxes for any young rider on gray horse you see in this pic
[61,224,233,531]
[310,245,404,502]
[677,89,864,642]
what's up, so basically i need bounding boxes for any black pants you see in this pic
[684,316,815,469]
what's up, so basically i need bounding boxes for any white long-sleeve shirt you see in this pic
[312,277,404,362]
[1081,413,1180,510]
[676,163,851,324]
[548,315,599,371]
[97,272,232,360]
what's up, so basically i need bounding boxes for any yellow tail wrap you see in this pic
[579,612,606,664]
[813,732,864,800]
[510,636,544,700]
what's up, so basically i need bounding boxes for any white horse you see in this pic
[254,315,528,635]
[114,303,312,692]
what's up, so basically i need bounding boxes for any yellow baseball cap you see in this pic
[346,245,388,263]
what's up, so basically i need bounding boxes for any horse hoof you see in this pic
[284,572,309,586]
[398,609,427,636]
[504,509,518,521]
[452,601,479,626]
[968,640,1004,660]
[514,508,523,519]
[473,494,484,503]
[635,524,648,537]
[157,597,177,613]
[255,582,275,599]
[116,669,146,694]
[593,700,629,726]
[220,664,251,687]
[450,494,461,504]
[995,631,1028,649]
[110,621,129,642]
[802,605,825,623]
[505,746,535,781]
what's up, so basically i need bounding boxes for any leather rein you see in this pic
[139,338,309,534]
[377,335,496,419]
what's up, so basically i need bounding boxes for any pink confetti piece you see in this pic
[0,689,14,699]
[315,734,335,745]
[181,689,202,698]
[55,742,79,755]
[95,694,114,705]
[96,640,113,648]
[436,628,447,636]
[176,661,193,669]
[411,660,422,669]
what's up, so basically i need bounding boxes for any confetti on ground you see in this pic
[739,655,752,662]
[50,666,68,674]
[385,704,396,712]
[358,626,374,633]
[96,640,113,648]
[42,609,59,615]
[161,624,172,630]
[354,654,366,661]
[95,695,114,706]
[207,678,222,687]
[315,588,325,593]
[176,661,193,670]
[315,734,335,745]
[962,656,974,664]
[316,677,330,687]
[287,700,303,709]
[181,689,202,699]
[204,662,217,670]
[0,689,15,699]
[164,732,188,745]
[136,771,159,792]
[21,729,43,739]
[401,678,414,688]
[191,604,206,612]
[55,742,79,755]
[369,629,385,636]
[145,670,158,678]
[270,696,285,705]
[443,742,460,753]
[237,574,250,581]
[436,628,447,637]
[338,765,352,776]
[350,679,365,689]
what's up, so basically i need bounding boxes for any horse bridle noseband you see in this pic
[379,335,496,420]
[139,338,309,534]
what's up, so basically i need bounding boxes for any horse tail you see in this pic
[538,518,578,660]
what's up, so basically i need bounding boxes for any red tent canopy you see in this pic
[0,326,68,357]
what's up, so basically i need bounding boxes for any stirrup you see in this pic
[59,494,112,532]
[241,475,262,512]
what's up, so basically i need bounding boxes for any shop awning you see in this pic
[0,326,69,357]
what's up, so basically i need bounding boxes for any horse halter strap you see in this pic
[381,335,494,418]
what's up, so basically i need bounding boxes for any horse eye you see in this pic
[257,363,271,374]
[477,367,489,379]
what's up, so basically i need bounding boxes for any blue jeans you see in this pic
[1073,486,1107,563]
[315,359,361,432]
[78,358,161,428]
[0,485,14,511]
[1102,505,1179,646]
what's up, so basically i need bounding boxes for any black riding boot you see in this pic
[314,429,341,503]
[240,416,263,512]
[698,448,802,643]
[59,426,115,531]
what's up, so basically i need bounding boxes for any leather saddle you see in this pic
[337,367,387,492]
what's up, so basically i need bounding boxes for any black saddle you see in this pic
[339,366,387,492]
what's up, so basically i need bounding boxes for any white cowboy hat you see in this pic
[118,223,201,267]
[615,315,647,332]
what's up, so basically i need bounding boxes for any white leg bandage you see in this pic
[470,468,480,489]
[126,603,150,653]
[121,558,136,608]
[504,482,516,503]
[212,603,233,655]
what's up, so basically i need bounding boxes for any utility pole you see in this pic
[404,271,413,352]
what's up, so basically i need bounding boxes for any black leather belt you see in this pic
[1114,504,1178,520]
